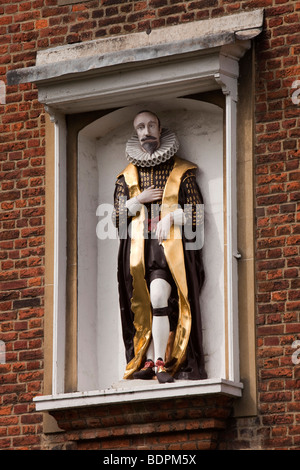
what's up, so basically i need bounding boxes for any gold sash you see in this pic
[121,157,197,379]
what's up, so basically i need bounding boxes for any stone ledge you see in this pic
[7,9,264,87]
[34,378,243,412]
[36,9,264,66]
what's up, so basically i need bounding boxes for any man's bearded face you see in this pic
[133,112,161,155]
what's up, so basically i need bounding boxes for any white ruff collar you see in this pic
[125,129,179,167]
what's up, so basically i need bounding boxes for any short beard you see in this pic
[141,140,159,155]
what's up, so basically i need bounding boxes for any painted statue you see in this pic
[113,110,207,383]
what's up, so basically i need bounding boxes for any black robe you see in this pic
[114,157,207,380]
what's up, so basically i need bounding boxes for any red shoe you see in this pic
[156,358,174,384]
[133,359,155,380]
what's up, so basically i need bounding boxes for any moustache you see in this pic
[141,135,157,142]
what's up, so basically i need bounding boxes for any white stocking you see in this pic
[147,278,172,363]
[150,278,171,309]
[152,316,170,363]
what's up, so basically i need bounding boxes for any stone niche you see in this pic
[77,99,224,391]
[8,9,263,437]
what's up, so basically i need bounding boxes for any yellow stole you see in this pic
[121,156,197,379]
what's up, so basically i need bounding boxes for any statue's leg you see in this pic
[150,278,171,360]
[132,278,175,382]
[150,278,174,383]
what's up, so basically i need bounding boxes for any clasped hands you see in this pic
[136,185,173,244]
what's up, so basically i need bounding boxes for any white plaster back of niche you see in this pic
[78,98,224,391]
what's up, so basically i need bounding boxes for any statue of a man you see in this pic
[113,110,207,383]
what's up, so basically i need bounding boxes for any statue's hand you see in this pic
[137,185,163,204]
[156,213,174,244]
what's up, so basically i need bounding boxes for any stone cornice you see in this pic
[7,9,263,93]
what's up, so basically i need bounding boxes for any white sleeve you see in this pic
[173,208,186,226]
[125,196,143,216]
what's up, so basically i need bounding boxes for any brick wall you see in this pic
[0,0,300,450]
[254,1,300,450]
[46,396,235,450]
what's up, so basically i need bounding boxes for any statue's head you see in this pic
[133,110,161,155]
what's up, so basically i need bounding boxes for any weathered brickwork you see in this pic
[253,2,300,451]
[0,0,299,450]
[45,395,235,450]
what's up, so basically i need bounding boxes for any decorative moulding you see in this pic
[33,378,243,412]
[7,9,264,113]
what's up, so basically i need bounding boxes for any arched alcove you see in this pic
[77,98,224,391]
